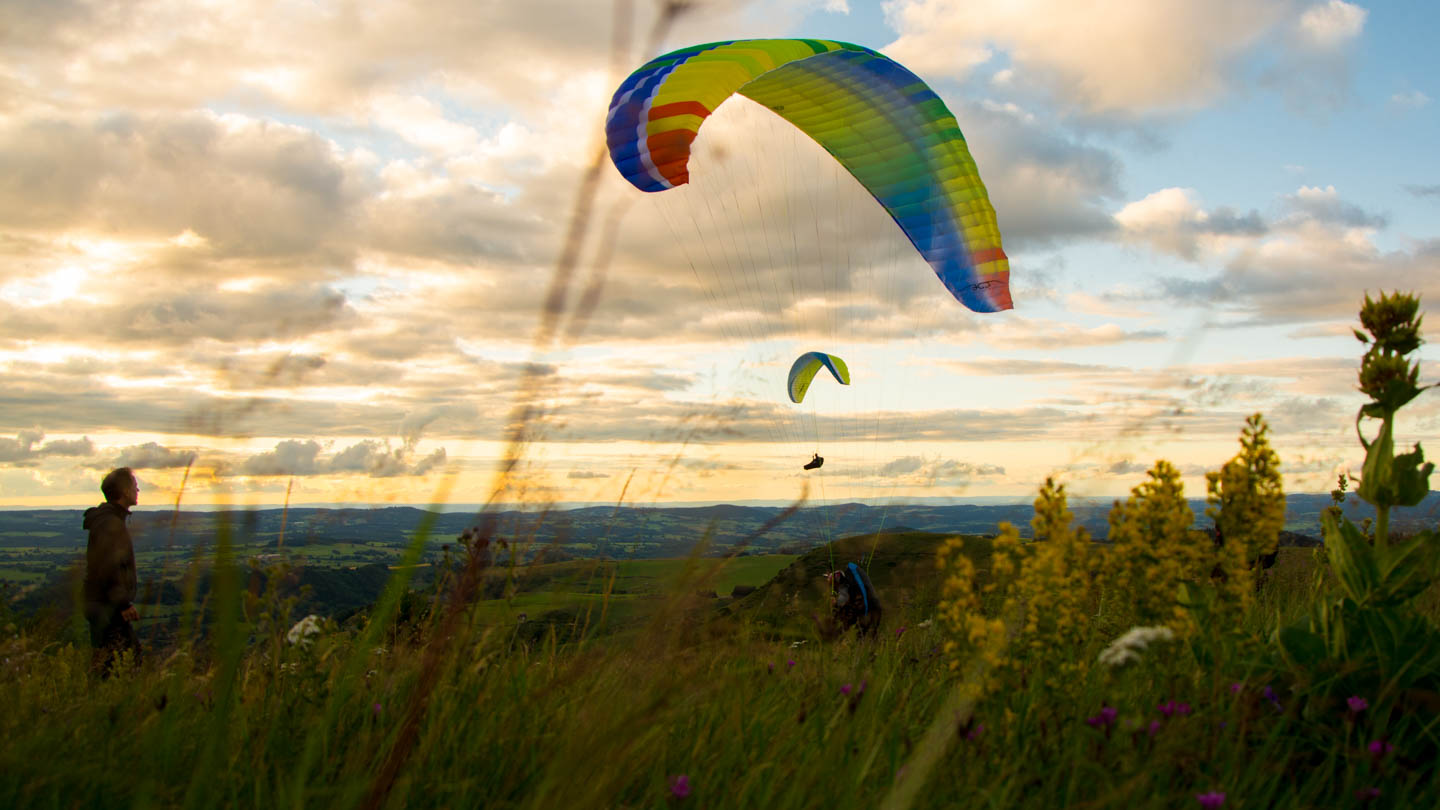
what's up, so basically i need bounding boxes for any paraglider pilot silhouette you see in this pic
[787,352,847,470]
[827,562,882,637]
[84,467,142,675]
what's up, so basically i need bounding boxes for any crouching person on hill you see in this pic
[828,562,882,638]
[83,467,142,676]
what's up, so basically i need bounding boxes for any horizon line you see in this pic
[0,491,1405,513]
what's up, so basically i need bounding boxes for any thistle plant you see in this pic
[1313,473,1351,570]
[1351,292,1435,549]
[1325,472,1351,523]
[1318,292,1436,609]
[1273,291,1440,721]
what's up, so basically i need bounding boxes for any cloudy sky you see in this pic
[2,0,1436,509]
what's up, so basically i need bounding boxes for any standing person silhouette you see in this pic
[83,467,141,676]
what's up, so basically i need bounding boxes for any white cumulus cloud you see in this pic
[882,0,1289,115]
[1295,1,1367,49]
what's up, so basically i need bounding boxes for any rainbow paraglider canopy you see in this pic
[605,38,1012,313]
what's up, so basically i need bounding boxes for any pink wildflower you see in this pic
[1262,685,1283,711]
[669,775,691,799]
[1195,791,1226,809]
[372,702,382,716]
[1086,706,1118,729]
[1367,739,1393,759]
[840,683,852,696]
[1148,720,1162,736]
[1347,696,1368,714]
[1354,787,1381,802]
[1158,700,1191,718]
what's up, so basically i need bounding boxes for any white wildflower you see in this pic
[1097,625,1176,668]
[287,614,323,647]
[790,640,807,649]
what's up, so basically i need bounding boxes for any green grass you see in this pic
[2,531,1436,810]
[457,555,799,638]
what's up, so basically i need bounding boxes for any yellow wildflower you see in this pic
[1205,414,1285,617]
[1000,478,1096,681]
[935,535,1009,687]
[1101,460,1200,635]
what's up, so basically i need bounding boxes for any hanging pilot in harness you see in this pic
[788,352,847,474]
[827,562,883,637]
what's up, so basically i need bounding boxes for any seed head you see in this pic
[1098,626,1175,668]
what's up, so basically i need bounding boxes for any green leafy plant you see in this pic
[1273,291,1440,720]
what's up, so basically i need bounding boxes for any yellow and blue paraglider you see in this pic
[787,351,850,404]
[605,38,1012,313]
[789,351,849,470]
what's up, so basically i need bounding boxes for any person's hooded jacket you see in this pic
[83,502,137,610]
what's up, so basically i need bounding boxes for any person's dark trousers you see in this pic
[86,603,141,677]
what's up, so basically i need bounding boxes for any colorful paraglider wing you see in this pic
[787,351,850,404]
[605,39,1012,313]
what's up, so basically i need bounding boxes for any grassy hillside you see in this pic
[722,530,994,637]
[464,554,798,642]
[6,526,1432,810]
[3,492,1436,810]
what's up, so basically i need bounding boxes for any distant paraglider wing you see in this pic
[787,351,850,404]
[605,38,1012,313]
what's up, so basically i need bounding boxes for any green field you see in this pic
[461,555,799,637]
[4,471,1437,810]
[5,519,1436,809]
[4,512,1440,810]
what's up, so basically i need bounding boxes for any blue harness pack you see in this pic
[847,562,871,616]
